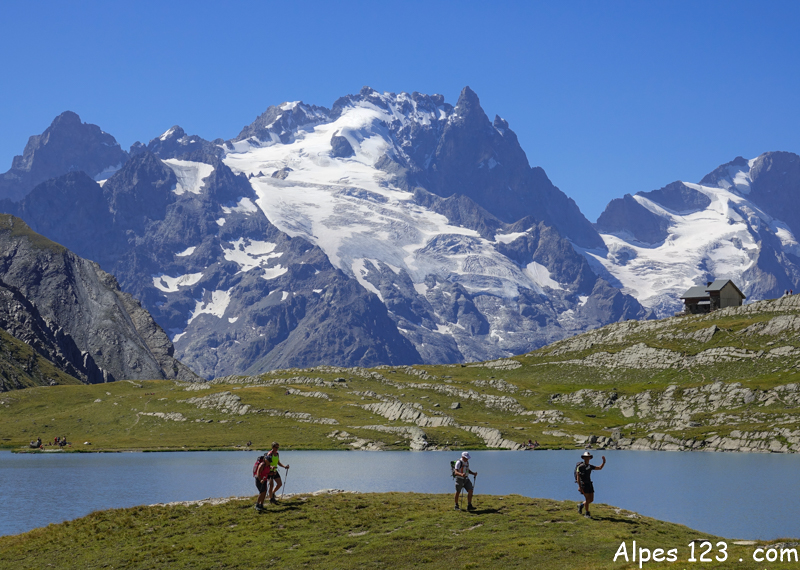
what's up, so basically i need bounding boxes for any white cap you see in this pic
[461,452,471,460]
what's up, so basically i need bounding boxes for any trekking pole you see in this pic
[281,466,289,499]
[472,474,477,507]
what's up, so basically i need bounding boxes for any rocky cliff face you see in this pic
[0,214,198,386]
[0,112,128,202]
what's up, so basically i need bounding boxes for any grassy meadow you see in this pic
[2,492,794,570]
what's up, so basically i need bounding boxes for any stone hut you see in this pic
[680,279,745,314]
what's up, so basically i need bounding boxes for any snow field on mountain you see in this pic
[162,159,214,195]
[222,100,561,301]
[153,272,204,293]
[586,166,800,315]
[222,238,282,274]
[188,289,232,325]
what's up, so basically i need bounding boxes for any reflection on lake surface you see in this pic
[0,449,794,539]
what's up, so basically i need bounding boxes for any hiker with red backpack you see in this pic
[253,453,270,512]
[266,442,289,505]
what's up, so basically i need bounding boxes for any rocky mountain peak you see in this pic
[0,111,128,202]
[234,101,330,145]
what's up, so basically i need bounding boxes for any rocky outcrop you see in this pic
[0,215,198,386]
[462,426,521,450]
[179,390,339,424]
[361,401,457,428]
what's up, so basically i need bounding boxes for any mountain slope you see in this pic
[590,152,800,316]
[0,214,198,387]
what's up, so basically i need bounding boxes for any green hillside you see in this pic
[2,492,794,570]
[3,295,800,453]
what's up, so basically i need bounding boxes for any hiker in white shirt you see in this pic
[453,451,477,511]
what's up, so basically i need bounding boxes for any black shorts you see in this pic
[580,482,594,495]
[268,471,281,481]
[255,478,266,493]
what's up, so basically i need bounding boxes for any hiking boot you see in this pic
[577,502,584,515]
[584,513,592,519]
[270,497,278,505]
[254,504,264,512]
[454,505,460,510]
[467,504,476,511]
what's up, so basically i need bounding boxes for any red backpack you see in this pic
[253,455,267,478]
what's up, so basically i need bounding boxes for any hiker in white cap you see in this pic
[575,451,605,518]
[453,451,478,511]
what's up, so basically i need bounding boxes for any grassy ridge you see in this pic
[2,493,793,570]
[3,296,800,453]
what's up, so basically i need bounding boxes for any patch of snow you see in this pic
[262,265,288,280]
[93,162,123,182]
[352,258,383,300]
[281,291,289,301]
[159,127,179,141]
[228,316,239,323]
[221,197,259,215]
[524,262,562,291]
[494,231,526,244]
[162,159,214,195]
[578,295,589,306]
[313,289,323,294]
[188,289,231,324]
[216,218,226,227]
[413,282,428,296]
[153,272,203,293]
[175,246,196,257]
[223,238,281,273]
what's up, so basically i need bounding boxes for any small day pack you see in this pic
[253,455,267,478]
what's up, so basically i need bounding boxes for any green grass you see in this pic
[4,296,800,453]
[2,492,794,570]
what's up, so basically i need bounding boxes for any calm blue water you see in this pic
[0,449,794,540]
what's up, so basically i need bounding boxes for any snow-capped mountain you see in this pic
[589,152,800,316]
[0,88,650,377]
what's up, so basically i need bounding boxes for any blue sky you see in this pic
[1,1,798,220]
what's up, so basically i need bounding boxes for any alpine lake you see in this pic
[0,448,794,540]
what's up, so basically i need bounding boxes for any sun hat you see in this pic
[461,452,471,460]
[581,451,593,458]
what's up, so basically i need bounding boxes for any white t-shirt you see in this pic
[455,459,469,478]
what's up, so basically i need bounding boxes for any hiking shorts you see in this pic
[579,482,594,495]
[267,471,281,481]
[255,478,267,494]
[455,477,473,492]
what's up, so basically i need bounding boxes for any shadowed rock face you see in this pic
[0,214,198,385]
[0,111,128,202]
[637,181,711,214]
[595,194,670,244]
[746,152,800,235]
[407,87,604,249]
